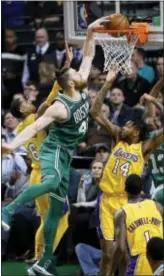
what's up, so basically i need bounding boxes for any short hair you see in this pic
[135,47,145,59]
[147,237,164,261]
[125,174,143,195]
[55,67,70,89]
[10,98,22,118]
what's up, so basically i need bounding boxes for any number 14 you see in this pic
[112,159,130,177]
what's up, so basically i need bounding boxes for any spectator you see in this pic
[95,144,110,165]
[132,48,155,84]
[22,28,54,88]
[78,105,112,155]
[106,87,133,127]
[2,29,26,104]
[3,111,26,154]
[3,29,25,55]
[156,56,164,80]
[75,243,101,276]
[76,160,104,204]
[146,237,164,276]
[117,61,151,107]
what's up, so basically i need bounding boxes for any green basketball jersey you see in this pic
[43,92,89,151]
[149,144,164,188]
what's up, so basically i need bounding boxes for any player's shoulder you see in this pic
[17,113,36,133]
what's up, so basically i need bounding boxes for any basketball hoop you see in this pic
[93,23,149,74]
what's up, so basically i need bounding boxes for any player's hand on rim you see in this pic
[88,16,111,31]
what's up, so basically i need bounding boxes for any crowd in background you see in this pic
[1,1,164,275]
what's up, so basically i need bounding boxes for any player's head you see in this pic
[125,174,143,196]
[146,237,164,271]
[56,67,88,90]
[10,97,36,119]
[121,110,148,142]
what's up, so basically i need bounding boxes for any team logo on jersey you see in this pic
[114,148,139,162]
[81,93,86,100]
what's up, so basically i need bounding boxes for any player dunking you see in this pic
[2,17,111,276]
[110,174,163,276]
[10,79,69,263]
[91,71,164,276]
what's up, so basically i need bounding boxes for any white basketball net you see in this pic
[95,32,139,74]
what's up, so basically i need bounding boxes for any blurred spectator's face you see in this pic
[55,32,65,50]
[101,104,110,118]
[5,30,16,46]
[13,94,24,101]
[131,49,139,64]
[88,90,97,106]
[156,57,164,78]
[110,88,124,105]
[156,92,163,105]
[126,62,137,80]
[90,66,101,79]
[24,85,38,101]
[97,73,107,86]
[4,112,19,131]
[91,161,104,180]
[36,29,48,47]
[96,149,109,164]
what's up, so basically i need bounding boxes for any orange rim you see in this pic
[92,22,149,45]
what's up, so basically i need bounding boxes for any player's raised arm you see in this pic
[109,209,128,276]
[142,127,164,161]
[2,101,68,154]
[78,16,110,81]
[90,69,121,139]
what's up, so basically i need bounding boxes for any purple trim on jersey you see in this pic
[96,191,103,239]
[62,199,69,216]
[126,255,139,276]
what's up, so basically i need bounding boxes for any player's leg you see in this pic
[97,194,114,276]
[52,197,70,252]
[2,146,66,230]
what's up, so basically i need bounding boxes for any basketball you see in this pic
[105,13,129,36]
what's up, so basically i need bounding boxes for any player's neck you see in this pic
[64,88,81,100]
[125,137,139,145]
[128,195,143,203]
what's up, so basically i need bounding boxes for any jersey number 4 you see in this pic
[79,120,88,134]
[112,159,130,177]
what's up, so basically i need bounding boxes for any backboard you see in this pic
[64,1,163,49]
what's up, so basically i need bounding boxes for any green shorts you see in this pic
[152,185,164,206]
[40,144,72,200]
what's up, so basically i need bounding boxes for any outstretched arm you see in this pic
[2,101,68,153]
[78,16,110,81]
[109,209,127,275]
[143,127,164,161]
[90,69,121,139]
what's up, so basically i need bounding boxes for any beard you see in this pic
[74,80,88,90]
